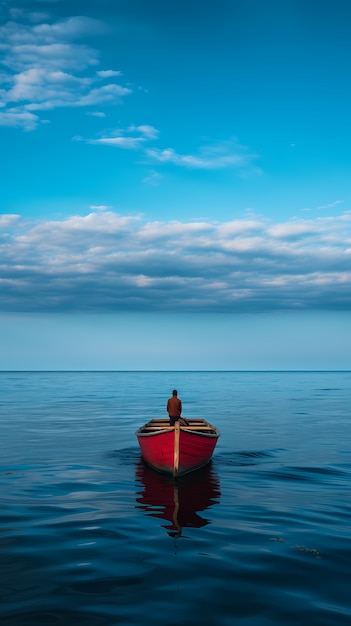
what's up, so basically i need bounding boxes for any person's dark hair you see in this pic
[172,389,177,396]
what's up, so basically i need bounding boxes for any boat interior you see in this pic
[138,418,218,435]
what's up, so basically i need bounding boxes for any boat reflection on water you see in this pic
[135,461,221,537]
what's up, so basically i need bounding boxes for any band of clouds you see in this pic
[1,210,351,313]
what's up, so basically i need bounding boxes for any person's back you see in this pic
[167,389,182,426]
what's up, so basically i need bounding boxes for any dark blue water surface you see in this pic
[1,371,351,625]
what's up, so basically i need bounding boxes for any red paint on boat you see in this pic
[137,428,175,474]
[136,419,220,477]
[178,428,218,475]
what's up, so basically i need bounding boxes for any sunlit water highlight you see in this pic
[1,371,351,625]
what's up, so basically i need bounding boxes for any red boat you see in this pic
[136,418,220,477]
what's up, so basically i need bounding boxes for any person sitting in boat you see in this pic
[167,390,184,426]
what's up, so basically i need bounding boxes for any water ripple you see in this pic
[2,371,351,625]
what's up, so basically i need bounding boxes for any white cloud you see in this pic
[90,136,145,148]
[302,200,344,213]
[145,139,257,171]
[89,124,159,149]
[316,200,343,211]
[0,16,102,48]
[88,128,257,175]
[217,220,263,236]
[268,221,317,239]
[76,84,131,107]
[139,220,213,241]
[0,213,21,228]
[0,107,40,130]
[145,147,224,168]
[3,68,92,107]
[87,111,106,118]
[31,16,103,41]
[0,11,131,129]
[142,170,162,186]
[97,70,121,78]
[89,205,112,211]
[128,124,159,140]
[2,42,99,72]
[1,211,351,313]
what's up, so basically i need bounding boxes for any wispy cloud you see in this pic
[145,139,257,170]
[1,211,351,313]
[88,128,259,173]
[0,10,131,129]
[301,200,344,213]
[89,124,160,148]
[317,200,343,211]
[96,70,121,78]
[87,111,106,118]
[142,170,163,186]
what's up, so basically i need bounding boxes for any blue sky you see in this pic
[1,0,350,370]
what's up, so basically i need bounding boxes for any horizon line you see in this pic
[0,368,351,374]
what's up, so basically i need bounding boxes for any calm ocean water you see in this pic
[1,371,351,626]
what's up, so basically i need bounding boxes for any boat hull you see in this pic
[136,419,220,477]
